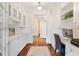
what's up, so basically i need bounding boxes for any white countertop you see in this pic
[60,36,79,53]
[60,36,71,45]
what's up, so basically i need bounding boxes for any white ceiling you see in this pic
[17,2,61,10]
[20,2,58,7]
[14,2,62,15]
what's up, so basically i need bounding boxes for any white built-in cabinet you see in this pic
[60,2,79,56]
[61,37,79,56]
[0,2,32,56]
[65,42,79,56]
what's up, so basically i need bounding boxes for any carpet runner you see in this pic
[27,46,51,56]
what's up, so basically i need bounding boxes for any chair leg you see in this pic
[54,49,61,56]
[54,49,56,54]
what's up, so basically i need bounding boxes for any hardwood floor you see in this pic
[47,43,61,56]
[33,36,46,46]
[17,43,32,56]
[17,36,60,56]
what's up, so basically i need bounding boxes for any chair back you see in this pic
[54,33,62,52]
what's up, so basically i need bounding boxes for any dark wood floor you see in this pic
[17,36,60,56]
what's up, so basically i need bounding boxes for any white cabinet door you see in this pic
[71,51,79,56]
[70,47,79,56]
[65,46,71,56]
[66,45,79,56]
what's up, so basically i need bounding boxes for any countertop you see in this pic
[60,36,79,53]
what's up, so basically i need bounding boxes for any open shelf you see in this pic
[60,2,73,29]
[8,16,21,23]
[61,10,73,20]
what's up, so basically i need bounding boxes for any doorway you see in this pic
[32,15,47,44]
[33,15,47,38]
[40,18,46,38]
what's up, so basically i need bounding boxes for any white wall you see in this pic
[46,5,61,49]
[73,2,79,39]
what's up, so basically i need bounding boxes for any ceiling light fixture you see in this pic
[37,2,42,10]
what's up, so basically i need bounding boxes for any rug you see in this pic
[27,46,51,56]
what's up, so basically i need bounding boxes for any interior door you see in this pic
[40,18,46,38]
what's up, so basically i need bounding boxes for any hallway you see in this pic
[0,2,63,56]
[1,2,79,56]
[18,36,60,56]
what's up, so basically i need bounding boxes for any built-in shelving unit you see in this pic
[60,2,73,29]
[8,16,21,26]
[8,3,26,37]
[8,4,21,26]
[0,3,31,56]
[60,2,79,56]
[60,2,73,39]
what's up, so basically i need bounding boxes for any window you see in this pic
[13,8,17,18]
[8,5,11,16]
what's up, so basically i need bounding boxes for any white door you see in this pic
[40,19,46,38]
[32,16,40,36]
